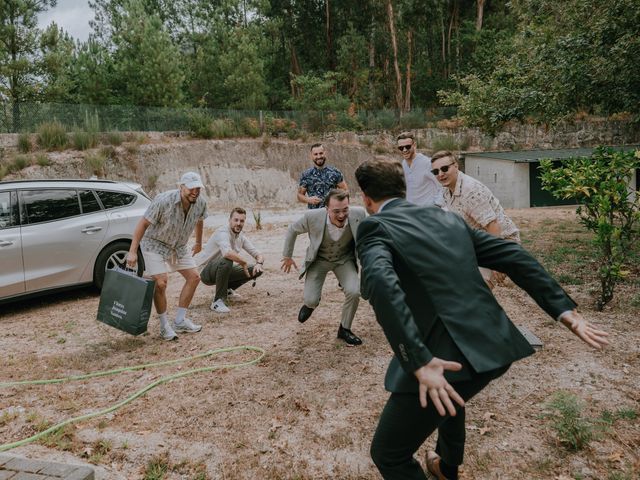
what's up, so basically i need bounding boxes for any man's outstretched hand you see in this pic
[560,309,610,350]
[414,358,465,416]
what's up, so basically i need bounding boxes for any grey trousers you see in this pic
[200,257,262,302]
[303,259,360,329]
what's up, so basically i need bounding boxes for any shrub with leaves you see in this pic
[35,154,51,166]
[36,121,68,150]
[542,391,595,451]
[105,131,124,146]
[12,154,31,171]
[73,130,98,150]
[188,111,215,139]
[17,133,32,153]
[432,135,460,153]
[85,152,106,176]
[539,146,640,310]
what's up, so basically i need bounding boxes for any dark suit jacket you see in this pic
[356,199,576,392]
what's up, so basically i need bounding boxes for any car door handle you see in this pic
[81,226,103,234]
[0,240,13,247]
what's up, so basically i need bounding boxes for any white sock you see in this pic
[175,307,187,324]
[158,312,169,328]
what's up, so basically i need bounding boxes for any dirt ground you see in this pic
[1,207,638,480]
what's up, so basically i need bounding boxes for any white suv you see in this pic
[0,179,151,303]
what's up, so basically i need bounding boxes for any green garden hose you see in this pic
[0,345,265,452]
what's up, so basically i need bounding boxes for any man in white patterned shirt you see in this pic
[127,172,207,340]
[431,151,519,288]
[194,207,264,313]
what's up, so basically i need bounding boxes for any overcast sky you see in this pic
[38,0,93,42]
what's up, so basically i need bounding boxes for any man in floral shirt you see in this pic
[298,143,348,209]
[431,150,520,289]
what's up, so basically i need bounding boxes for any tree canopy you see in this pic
[0,0,638,130]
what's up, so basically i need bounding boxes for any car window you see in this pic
[97,190,136,209]
[79,189,102,214]
[21,189,81,224]
[0,191,18,229]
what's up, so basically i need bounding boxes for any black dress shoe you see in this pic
[337,325,363,346]
[298,305,314,323]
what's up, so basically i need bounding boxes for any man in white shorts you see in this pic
[127,172,208,340]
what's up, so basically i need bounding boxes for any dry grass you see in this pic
[0,208,638,479]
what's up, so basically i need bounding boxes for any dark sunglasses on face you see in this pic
[431,163,455,176]
[397,144,412,152]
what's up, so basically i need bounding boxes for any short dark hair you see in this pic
[355,159,406,202]
[324,188,350,206]
[396,131,415,142]
[310,143,323,151]
[431,150,457,163]
[230,207,246,218]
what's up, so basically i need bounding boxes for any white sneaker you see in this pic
[160,324,178,341]
[227,288,242,300]
[210,299,230,313]
[173,318,202,333]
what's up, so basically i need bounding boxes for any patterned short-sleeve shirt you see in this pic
[299,165,344,209]
[443,172,520,241]
[141,189,208,258]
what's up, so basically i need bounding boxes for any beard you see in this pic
[313,157,326,167]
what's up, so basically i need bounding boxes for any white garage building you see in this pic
[462,147,639,208]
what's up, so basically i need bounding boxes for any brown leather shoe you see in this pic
[426,451,448,480]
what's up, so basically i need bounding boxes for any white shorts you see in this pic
[142,251,197,276]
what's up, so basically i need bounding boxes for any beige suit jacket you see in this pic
[282,207,366,278]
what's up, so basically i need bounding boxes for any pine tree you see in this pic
[0,0,57,128]
[111,0,184,106]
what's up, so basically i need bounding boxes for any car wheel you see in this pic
[94,241,145,290]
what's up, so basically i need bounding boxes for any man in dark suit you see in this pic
[353,159,609,480]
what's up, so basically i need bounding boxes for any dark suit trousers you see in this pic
[370,365,510,480]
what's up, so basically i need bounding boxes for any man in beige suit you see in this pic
[281,189,366,346]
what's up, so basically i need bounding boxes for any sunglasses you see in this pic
[397,144,413,152]
[431,163,455,176]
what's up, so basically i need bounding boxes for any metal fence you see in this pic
[0,102,456,134]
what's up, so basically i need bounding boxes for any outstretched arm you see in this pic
[281,214,310,273]
[559,309,609,349]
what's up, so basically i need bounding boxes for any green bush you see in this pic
[73,129,99,150]
[18,133,32,153]
[105,131,123,146]
[239,117,261,137]
[35,154,51,166]
[539,147,640,310]
[336,112,364,131]
[398,110,427,130]
[210,118,238,138]
[432,135,460,152]
[543,391,595,451]
[36,121,68,151]
[12,155,31,171]
[371,109,397,130]
[100,145,116,159]
[303,112,326,133]
[188,111,215,139]
[0,165,7,180]
[85,152,106,176]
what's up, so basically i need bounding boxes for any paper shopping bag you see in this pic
[96,268,155,335]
